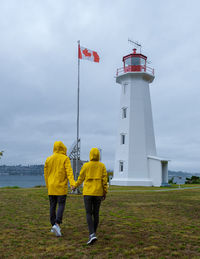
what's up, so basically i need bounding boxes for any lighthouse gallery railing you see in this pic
[116,65,154,77]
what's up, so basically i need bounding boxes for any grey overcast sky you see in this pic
[0,0,200,172]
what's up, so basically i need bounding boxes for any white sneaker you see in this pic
[87,233,97,245]
[52,224,62,237]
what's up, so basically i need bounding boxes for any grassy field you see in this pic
[1,185,200,259]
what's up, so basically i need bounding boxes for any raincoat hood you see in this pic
[89,148,100,161]
[53,141,67,155]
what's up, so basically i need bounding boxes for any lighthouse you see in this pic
[111,48,169,187]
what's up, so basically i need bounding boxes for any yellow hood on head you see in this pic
[89,148,100,161]
[53,141,67,155]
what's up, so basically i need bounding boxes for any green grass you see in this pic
[1,185,200,258]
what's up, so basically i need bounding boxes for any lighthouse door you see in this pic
[161,162,168,185]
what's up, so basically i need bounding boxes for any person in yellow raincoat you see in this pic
[72,148,108,245]
[44,141,75,237]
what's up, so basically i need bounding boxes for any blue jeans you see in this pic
[49,195,66,226]
[84,195,102,235]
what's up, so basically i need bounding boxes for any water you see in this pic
[0,174,45,188]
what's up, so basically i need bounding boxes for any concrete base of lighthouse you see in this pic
[111,178,153,186]
[111,157,170,187]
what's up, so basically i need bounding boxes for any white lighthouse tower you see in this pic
[111,48,169,187]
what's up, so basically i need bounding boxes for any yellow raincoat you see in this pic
[74,148,108,196]
[44,141,75,195]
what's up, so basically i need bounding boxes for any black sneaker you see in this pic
[87,233,97,245]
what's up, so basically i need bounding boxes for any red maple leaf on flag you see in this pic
[93,51,99,62]
[83,48,91,57]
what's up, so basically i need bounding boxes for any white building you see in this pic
[111,49,169,187]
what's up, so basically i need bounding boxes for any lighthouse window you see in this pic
[121,134,125,144]
[123,83,128,94]
[122,107,127,119]
[131,57,140,66]
[123,85,126,94]
[119,161,124,172]
[140,58,145,66]
[125,58,131,66]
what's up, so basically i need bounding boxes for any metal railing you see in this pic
[68,139,80,160]
[116,65,154,77]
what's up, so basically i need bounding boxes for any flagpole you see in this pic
[76,40,80,181]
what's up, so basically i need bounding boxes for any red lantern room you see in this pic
[116,48,154,77]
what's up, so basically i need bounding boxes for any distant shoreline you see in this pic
[0,165,200,176]
[0,164,44,176]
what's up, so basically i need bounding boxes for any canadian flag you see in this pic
[78,45,100,63]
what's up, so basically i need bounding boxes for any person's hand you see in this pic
[71,186,76,191]
[102,194,106,201]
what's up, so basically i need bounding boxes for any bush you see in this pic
[168,177,175,184]
[185,176,200,184]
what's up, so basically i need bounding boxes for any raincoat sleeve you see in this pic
[74,164,86,188]
[44,159,49,189]
[102,165,108,195]
[65,157,75,187]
